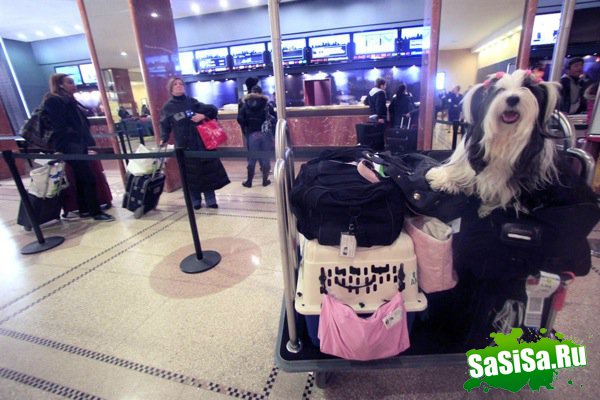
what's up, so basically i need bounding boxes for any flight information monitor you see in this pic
[230,43,266,70]
[268,38,307,65]
[309,34,350,63]
[195,47,229,73]
[531,13,560,45]
[78,63,97,84]
[54,65,83,85]
[398,27,424,56]
[353,29,398,60]
[179,51,197,75]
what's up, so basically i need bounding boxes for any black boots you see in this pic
[242,166,254,188]
[262,169,271,187]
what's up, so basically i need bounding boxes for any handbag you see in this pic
[405,216,457,293]
[318,292,410,361]
[366,151,468,222]
[197,119,228,150]
[28,160,68,199]
[261,106,275,136]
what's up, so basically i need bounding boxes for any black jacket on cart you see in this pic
[159,95,230,193]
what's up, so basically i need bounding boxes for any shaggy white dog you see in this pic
[426,70,560,217]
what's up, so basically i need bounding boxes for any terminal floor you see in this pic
[0,155,599,400]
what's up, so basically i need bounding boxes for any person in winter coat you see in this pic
[159,77,229,209]
[237,85,276,188]
[560,57,586,115]
[44,73,114,221]
[364,78,387,123]
[388,84,414,126]
[444,85,463,149]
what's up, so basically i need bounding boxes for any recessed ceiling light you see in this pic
[53,26,65,35]
[35,30,44,37]
[17,33,27,40]
[150,12,159,18]
[120,51,128,56]
[248,0,260,5]
[219,0,229,9]
[74,24,82,31]
[190,3,201,14]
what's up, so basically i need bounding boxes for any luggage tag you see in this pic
[340,232,357,258]
[523,271,561,328]
[383,306,403,329]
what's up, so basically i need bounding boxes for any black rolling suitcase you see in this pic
[122,153,166,218]
[385,117,417,154]
[355,122,385,151]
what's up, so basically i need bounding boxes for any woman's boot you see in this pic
[262,169,271,187]
[242,166,254,188]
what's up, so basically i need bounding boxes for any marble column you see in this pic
[129,0,181,192]
[417,0,441,151]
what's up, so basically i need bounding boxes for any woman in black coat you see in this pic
[159,77,229,209]
[44,73,113,221]
[388,84,414,126]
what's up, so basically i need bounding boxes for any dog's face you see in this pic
[462,70,559,174]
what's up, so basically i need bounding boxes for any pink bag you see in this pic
[196,119,228,150]
[405,216,457,293]
[318,292,410,361]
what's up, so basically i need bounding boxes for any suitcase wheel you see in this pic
[133,207,144,219]
[315,371,333,389]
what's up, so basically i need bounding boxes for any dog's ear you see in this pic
[462,83,485,124]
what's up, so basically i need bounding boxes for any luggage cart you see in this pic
[272,111,596,388]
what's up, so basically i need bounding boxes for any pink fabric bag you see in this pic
[405,216,458,293]
[318,292,410,361]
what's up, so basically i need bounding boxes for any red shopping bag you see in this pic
[196,119,228,150]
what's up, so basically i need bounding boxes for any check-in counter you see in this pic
[218,105,371,148]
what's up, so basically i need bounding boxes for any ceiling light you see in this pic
[17,33,27,40]
[120,51,127,56]
[248,0,260,5]
[150,12,159,18]
[53,26,65,35]
[219,0,229,9]
[74,24,82,31]
[190,3,201,14]
[35,31,44,37]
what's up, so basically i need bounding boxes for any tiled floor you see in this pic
[1,138,599,399]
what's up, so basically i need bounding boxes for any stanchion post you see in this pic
[2,150,65,254]
[173,147,221,273]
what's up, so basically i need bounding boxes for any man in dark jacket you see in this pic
[364,78,387,123]
[160,77,229,209]
[237,85,276,187]
[560,57,585,114]
[444,85,463,149]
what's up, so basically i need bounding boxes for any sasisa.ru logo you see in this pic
[464,328,588,393]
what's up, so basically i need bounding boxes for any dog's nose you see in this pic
[506,95,520,107]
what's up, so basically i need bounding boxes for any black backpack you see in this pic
[291,147,405,247]
[20,102,55,151]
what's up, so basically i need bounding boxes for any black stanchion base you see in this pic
[21,236,65,255]
[180,251,221,274]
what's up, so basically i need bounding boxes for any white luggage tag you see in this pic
[383,306,404,329]
[340,232,357,258]
[523,271,561,329]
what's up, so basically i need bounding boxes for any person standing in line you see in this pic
[388,84,414,126]
[364,78,388,124]
[159,77,229,209]
[445,85,463,149]
[237,85,276,188]
[560,57,586,114]
[44,73,114,221]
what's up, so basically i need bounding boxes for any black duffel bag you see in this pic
[291,147,405,247]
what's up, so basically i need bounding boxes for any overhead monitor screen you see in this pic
[54,65,83,85]
[179,51,197,75]
[309,34,350,63]
[398,27,424,56]
[353,29,398,59]
[268,38,307,65]
[78,63,97,84]
[195,47,229,73]
[531,13,560,45]
[230,43,266,70]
